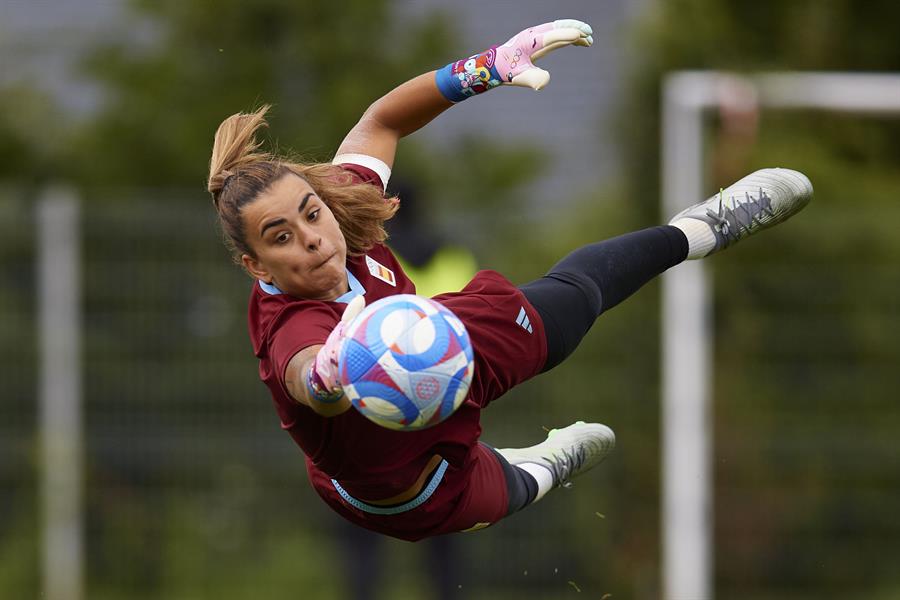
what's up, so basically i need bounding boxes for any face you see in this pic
[241,172,348,301]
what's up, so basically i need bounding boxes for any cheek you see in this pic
[330,221,347,250]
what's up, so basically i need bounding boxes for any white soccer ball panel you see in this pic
[358,394,405,420]
[443,312,467,340]
[409,316,438,353]
[363,410,408,431]
[379,308,414,347]
[451,368,472,410]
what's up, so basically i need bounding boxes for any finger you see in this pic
[545,27,589,46]
[553,19,593,37]
[509,67,551,91]
[531,40,577,62]
[501,21,555,47]
[342,295,366,323]
[531,28,592,61]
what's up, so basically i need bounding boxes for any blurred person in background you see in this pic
[204,18,812,543]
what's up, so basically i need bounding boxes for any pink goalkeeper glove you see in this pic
[435,19,593,101]
[305,295,366,403]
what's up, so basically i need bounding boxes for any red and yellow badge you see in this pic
[365,255,396,287]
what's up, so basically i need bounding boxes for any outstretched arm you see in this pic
[335,73,451,170]
[334,19,593,169]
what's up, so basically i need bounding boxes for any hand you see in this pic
[496,19,593,91]
[306,295,366,402]
[435,19,592,102]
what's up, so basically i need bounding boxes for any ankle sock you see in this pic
[670,218,716,259]
[516,462,555,502]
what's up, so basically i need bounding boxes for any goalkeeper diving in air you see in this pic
[206,19,812,541]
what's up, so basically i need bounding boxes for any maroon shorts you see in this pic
[309,270,547,540]
[309,442,510,541]
[434,269,548,407]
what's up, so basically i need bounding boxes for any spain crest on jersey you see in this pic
[365,255,396,287]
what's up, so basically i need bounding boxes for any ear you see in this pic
[241,253,272,283]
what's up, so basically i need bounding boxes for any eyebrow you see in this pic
[259,193,315,237]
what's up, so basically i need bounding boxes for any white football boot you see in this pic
[497,421,615,490]
[669,168,813,258]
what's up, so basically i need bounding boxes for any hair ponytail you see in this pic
[207,105,272,201]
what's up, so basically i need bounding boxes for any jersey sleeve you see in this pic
[332,154,392,192]
[267,303,341,390]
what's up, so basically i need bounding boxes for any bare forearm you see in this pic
[363,72,452,138]
[335,72,451,166]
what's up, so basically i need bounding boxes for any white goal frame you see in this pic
[661,71,900,600]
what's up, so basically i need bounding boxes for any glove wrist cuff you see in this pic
[435,46,503,103]
[306,365,344,404]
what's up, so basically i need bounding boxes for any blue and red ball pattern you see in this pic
[338,295,474,431]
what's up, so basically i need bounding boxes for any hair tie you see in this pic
[221,169,235,187]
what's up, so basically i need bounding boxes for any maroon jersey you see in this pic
[247,161,547,540]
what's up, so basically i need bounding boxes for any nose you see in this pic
[299,226,321,252]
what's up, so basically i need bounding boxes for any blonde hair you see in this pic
[207,105,398,262]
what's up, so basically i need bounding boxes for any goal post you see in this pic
[660,70,900,600]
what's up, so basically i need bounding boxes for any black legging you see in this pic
[488,226,689,514]
[483,444,540,514]
[519,226,688,372]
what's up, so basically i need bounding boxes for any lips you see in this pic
[312,251,337,270]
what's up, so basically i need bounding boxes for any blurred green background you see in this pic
[2,0,899,599]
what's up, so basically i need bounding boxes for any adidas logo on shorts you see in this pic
[515,307,533,334]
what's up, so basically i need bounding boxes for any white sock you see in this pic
[671,218,717,259]
[517,462,555,502]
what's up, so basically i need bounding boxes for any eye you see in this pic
[308,209,319,222]
[275,232,290,244]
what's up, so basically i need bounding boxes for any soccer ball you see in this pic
[337,294,474,431]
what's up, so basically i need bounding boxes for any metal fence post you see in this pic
[38,187,84,600]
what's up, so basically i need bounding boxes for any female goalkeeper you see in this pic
[207,20,812,541]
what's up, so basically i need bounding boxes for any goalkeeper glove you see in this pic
[435,19,593,101]
[305,295,366,403]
